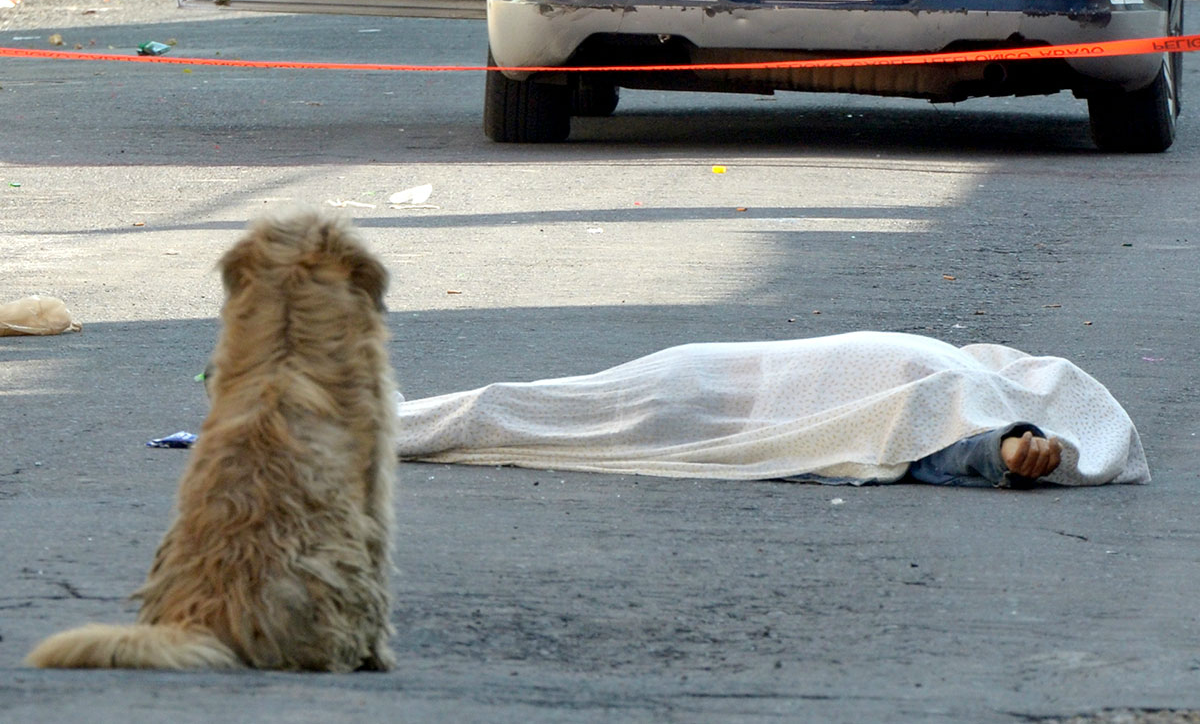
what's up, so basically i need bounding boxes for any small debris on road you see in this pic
[146,431,197,449]
[388,183,432,206]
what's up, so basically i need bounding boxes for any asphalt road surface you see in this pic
[2,1,1199,722]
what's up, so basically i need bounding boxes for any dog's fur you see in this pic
[26,210,398,672]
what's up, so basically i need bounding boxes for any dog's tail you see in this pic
[25,623,241,670]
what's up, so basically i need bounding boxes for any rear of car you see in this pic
[181,0,1183,150]
[483,0,1183,150]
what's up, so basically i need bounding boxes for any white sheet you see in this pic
[394,332,1149,485]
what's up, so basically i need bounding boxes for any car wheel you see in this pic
[1087,0,1181,153]
[1088,57,1178,153]
[571,79,620,117]
[483,49,571,143]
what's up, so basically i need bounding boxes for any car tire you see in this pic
[1088,58,1178,153]
[571,80,620,117]
[1087,0,1181,153]
[483,49,571,143]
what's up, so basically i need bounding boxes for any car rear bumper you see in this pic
[487,0,1168,90]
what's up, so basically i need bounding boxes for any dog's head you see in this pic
[207,210,390,399]
[219,209,389,312]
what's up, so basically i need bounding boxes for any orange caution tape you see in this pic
[2,33,1199,72]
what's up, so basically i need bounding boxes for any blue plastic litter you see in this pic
[147,431,197,448]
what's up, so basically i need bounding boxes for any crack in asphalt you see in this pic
[52,579,124,601]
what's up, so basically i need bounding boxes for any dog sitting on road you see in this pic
[26,209,399,671]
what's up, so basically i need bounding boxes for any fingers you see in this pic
[1000,431,1032,475]
[1016,433,1049,478]
[1001,431,1064,479]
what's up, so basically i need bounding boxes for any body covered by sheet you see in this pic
[394,332,1149,485]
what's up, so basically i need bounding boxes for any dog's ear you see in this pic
[218,239,255,295]
[349,252,389,313]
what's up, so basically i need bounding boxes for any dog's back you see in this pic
[27,210,398,672]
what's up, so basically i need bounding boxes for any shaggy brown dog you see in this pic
[26,210,398,671]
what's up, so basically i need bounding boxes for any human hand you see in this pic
[1000,431,1063,480]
